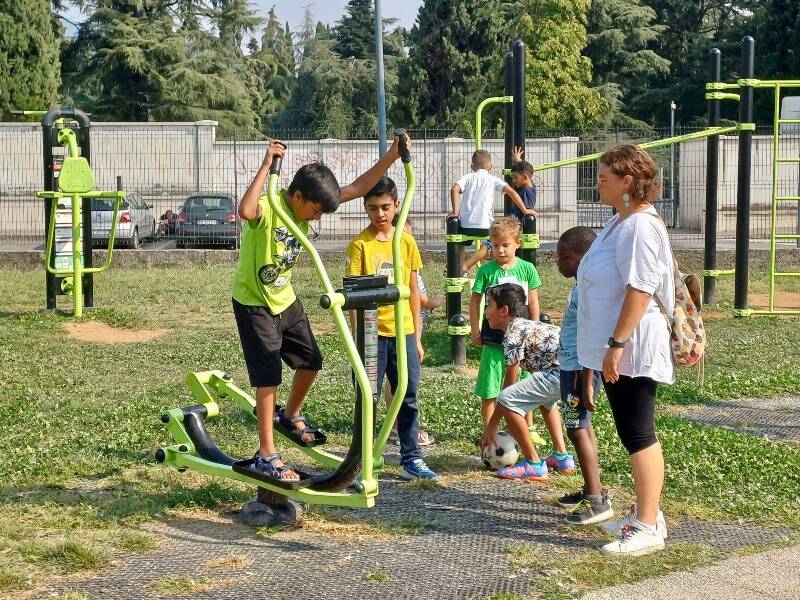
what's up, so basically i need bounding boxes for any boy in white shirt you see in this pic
[448,150,533,266]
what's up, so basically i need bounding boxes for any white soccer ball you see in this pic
[481,431,519,469]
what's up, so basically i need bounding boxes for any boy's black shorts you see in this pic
[232,298,323,388]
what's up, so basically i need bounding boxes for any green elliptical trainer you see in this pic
[31,108,126,317]
[155,131,416,523]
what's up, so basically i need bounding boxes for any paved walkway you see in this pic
[675,395,800,444]
[585,543,800,599]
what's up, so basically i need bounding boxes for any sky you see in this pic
[60,1,425,39]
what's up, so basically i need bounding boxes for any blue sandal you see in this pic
[275,407,327,447]
[252,452,300,481]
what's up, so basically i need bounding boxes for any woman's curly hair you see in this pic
[600,144,662,203]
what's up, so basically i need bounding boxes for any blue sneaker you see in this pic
[496,459,549,480]
[400,458,438,480]
[545,452,576,474]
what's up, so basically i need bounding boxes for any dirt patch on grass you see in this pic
[65,321,168,344]
[750,292,800,310]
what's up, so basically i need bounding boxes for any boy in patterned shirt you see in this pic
[478,283,572,480]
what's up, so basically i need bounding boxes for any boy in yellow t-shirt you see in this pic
[345,176,437,480]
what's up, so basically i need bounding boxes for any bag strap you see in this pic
[644,211,679,326]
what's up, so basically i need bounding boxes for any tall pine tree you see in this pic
[397,0,512,130]
[61,0,260,136]
[585,0,670,129]
[628,0,752,126]
[334,0,375,60]
[0,0,61,115]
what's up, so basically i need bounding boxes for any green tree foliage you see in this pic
[61,0,261,136]
[754,1,800,81]
[627,1,752,126]
[585,0,670,129]
[397,0,512,129]
[516,0,606,128]
[334,0,375,59]
[272,1,404,136]
[0,0,61,116]
[248,7,295,129]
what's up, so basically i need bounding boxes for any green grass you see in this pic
[506,541,720,599]
[150,576,216,596]
[0,258,799,593]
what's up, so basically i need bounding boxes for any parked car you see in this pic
[175,193,239,248]
[91,192,156,249]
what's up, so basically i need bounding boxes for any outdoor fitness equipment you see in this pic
[155,131,416,523]
[29,108,125,317]
[446,40,538,365]
[526,37,799,318]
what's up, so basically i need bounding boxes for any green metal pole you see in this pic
[531,126,740,173]
[475,96,513,150]
[374,132,414,461]
[72,191,83,317]
[770,85,780,312]
[264,168,376,489]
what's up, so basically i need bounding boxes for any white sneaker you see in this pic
[601,519,665,556]
[601,504,668,539]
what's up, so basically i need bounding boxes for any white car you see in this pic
[91,192,156,249]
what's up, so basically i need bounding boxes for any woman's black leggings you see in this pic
[603,375,658,454]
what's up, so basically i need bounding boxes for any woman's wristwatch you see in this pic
[607,337,626,349]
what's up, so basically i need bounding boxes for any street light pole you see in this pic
[670,100,677,226]
[375,0,387,155]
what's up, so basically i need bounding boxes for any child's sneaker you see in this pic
[400,458,437,480]
[556,489,585,509]
[544,451,576,474]
[601,504,668,539]
[496,459,549,481]
[564,493,614,526]
[601,520,665,556]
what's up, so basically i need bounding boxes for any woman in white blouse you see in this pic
[577,144,675,556]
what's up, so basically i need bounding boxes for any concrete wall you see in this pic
[2,120,799,246]
[0,121,578,244]
[680,136,800,236]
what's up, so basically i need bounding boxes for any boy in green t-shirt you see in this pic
[232,137,407,482]
[344,177,436,480]
[470,217,541,424]
[470,217,573,472]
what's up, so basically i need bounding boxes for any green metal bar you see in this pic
[264,175,376,487]
[774,272,800,277]
[706,82,741,91]
[748,309,800,315]
[201,370,345,469]
[777,119,800,124]
[702,268,735,278]
[776,159,800,164]
[532,126,740,172]
[81,190,124,274]
[475,96,513,150]
[774,234,800,239]
[770,84,780,312]
[162,446,375,508]
[373,159,415,462]
[71,192,83,316]
[774,196,800,200]
[705,92,741,101]
[748,79,800,88]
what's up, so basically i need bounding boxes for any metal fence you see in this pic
[1,123,798,252]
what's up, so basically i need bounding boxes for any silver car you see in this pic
[91,192,156,249]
